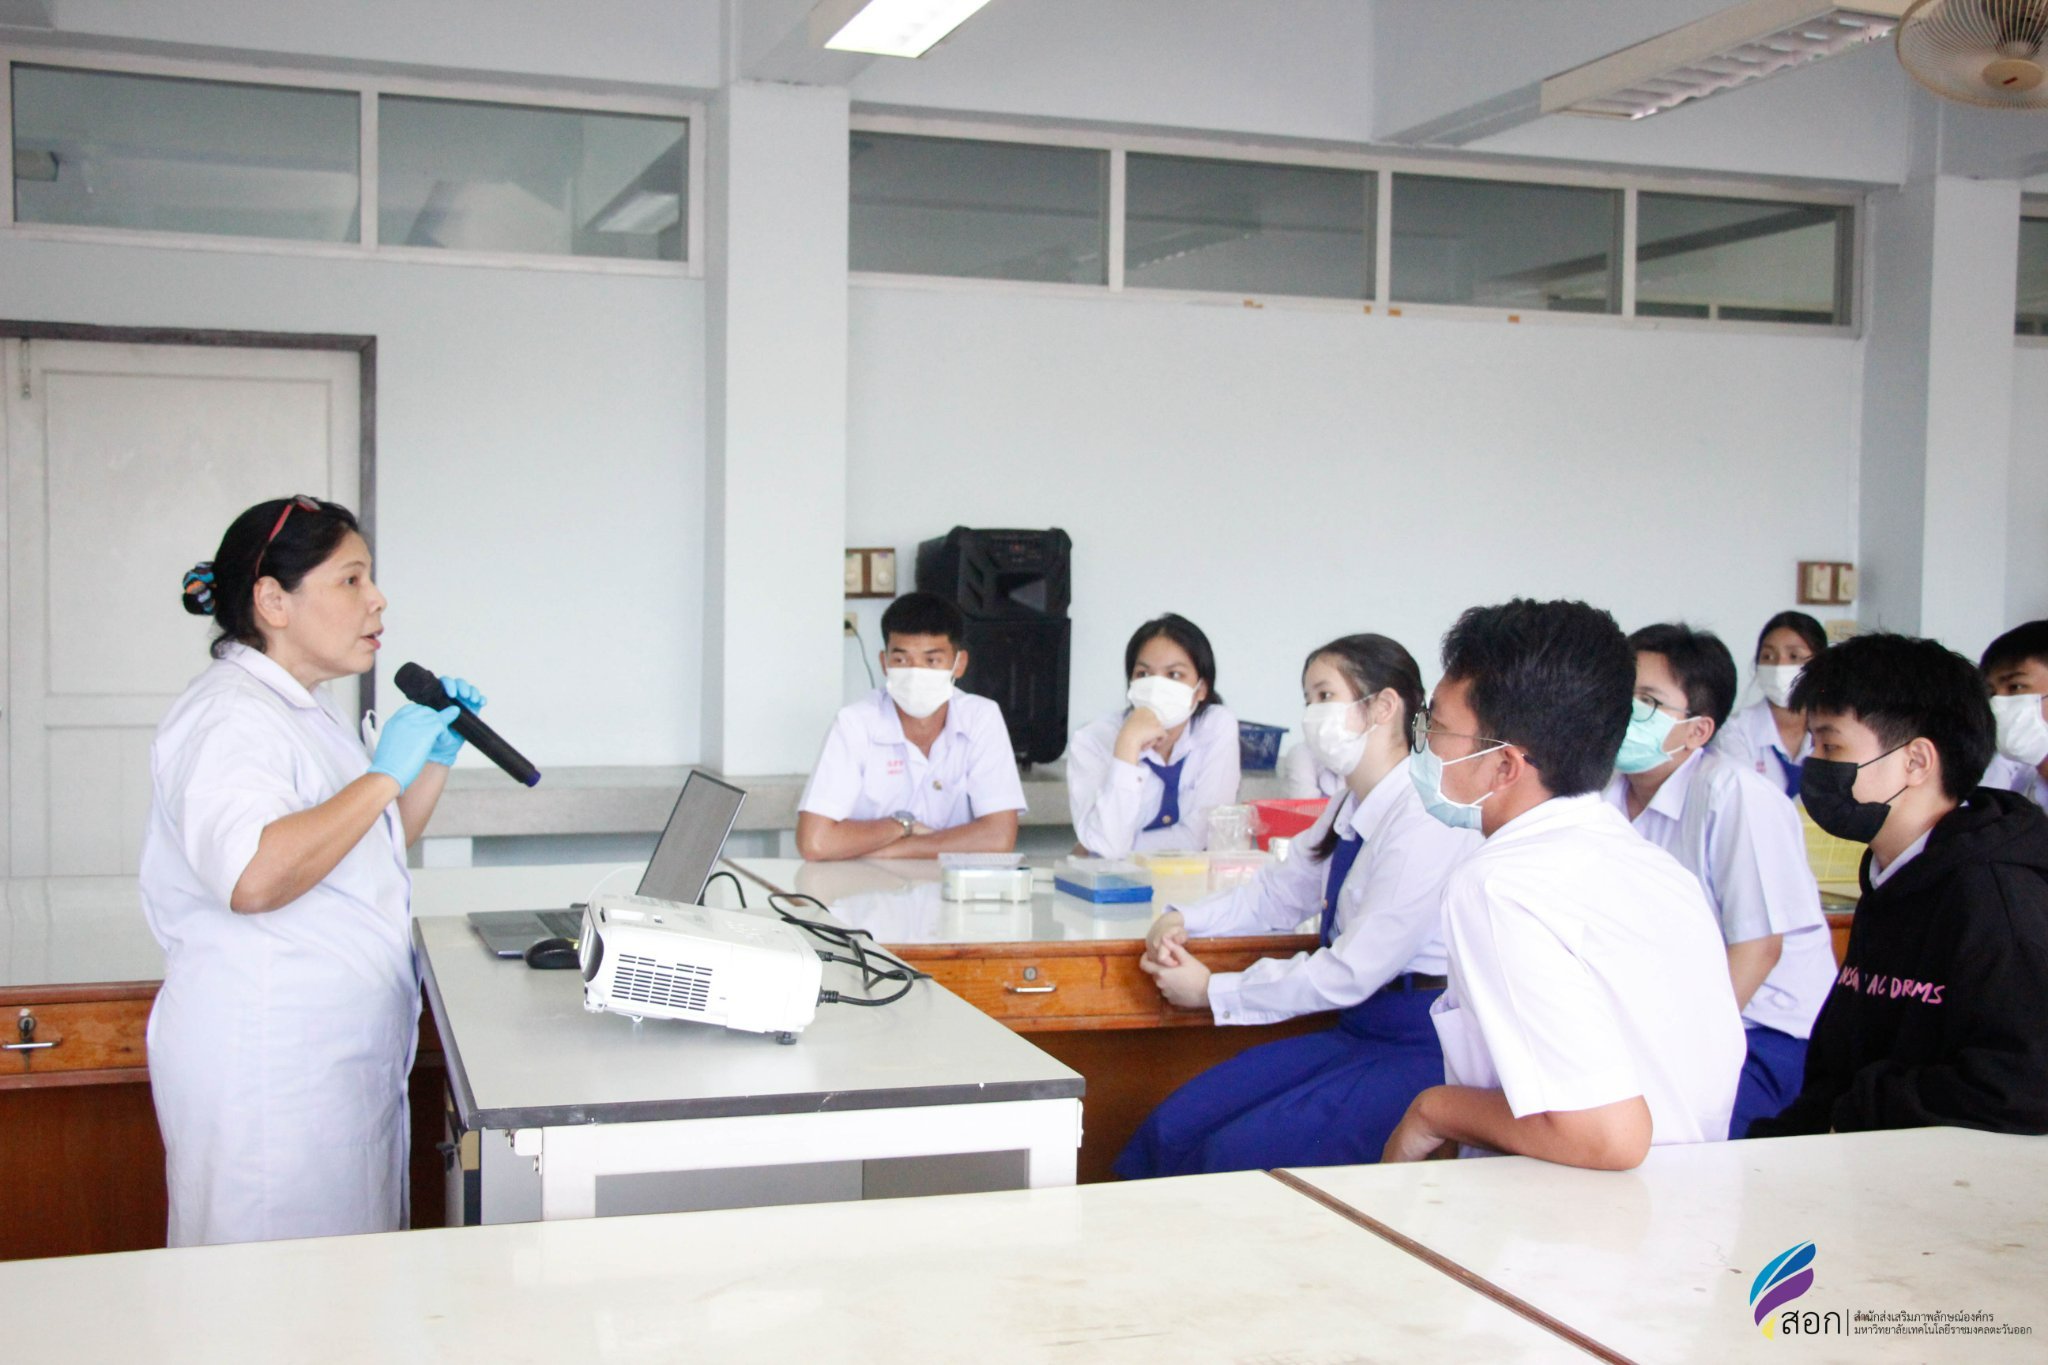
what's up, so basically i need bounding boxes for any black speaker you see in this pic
[916,527,1072,620]
[958,618,1071,767]
[917,527,1073,765]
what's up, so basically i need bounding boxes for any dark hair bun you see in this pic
[181,563,217,617]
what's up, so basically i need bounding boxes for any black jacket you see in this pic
[1751,787,2048,1138]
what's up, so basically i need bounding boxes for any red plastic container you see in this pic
[1251,798,1330,850]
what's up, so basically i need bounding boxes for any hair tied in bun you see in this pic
[182,563,217,617]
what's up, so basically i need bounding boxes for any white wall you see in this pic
[0,236,706,767]
[846,285,1861,738]
[35,0,724,87]
[2011,347,2048,625]
[850,0,1376,143]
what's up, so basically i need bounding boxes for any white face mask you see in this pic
[1302,699,1375,779]
[1756,663,1804,710]
[1991,692,2048,768]
[886,666,956,719]
[1127,675,1198,730]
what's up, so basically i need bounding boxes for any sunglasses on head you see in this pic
[253,495,323,578]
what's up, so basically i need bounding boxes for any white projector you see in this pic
[578,893,823,1039]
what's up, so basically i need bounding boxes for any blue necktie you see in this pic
[1142,756,1186,831]
[1319,832,1365,947]
[1772,747,1803,799]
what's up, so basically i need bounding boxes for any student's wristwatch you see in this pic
[892,810,915,838]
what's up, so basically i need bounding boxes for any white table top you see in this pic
[1286,1127,2048,1362]
[727,856,1315,948]
[418,912,1083,1132]
[0,1171,1582,1364]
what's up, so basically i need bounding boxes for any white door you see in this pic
[0,337,361,876]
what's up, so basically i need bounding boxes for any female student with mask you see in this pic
[1067,613,1240,858]
[146,497,479,1246]
[1114,635,1481,1177]
[1715,611,1828,798]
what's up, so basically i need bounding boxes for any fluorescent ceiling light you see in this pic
[1542,0,1911,120]
[816,0,996,59]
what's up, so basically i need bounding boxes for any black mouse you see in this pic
[523,936,580,970]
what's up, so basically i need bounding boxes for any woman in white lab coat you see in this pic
[1713,611,1827,799]
[1115,634,1480,1177]
[142,496,482,1246]
[1066,613,1240,858]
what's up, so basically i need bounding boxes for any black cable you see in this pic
[847,619,876,687]
[769,892,929,1006]
[703,869,748,908]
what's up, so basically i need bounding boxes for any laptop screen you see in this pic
[636,771,747,904]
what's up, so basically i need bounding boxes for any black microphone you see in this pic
[394,661,542,788]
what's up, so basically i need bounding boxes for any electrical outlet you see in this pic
[843,612,858,637]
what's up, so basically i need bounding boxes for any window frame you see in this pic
[2016,196,2048,347]
[2,45,704,277]
[849,111,1862,339]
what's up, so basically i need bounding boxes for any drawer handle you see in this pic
[6,1013,61,1051]
[1003,983,1057,995]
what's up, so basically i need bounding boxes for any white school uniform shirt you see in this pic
[1602,750,1836,1039]
[1713,699,1809,796]
[1431,794,1746,1150]
[798,688,1026,830]
[1176,757,1481,1025]
[139,643,417,1247]
[1277,741,1345,799]
[1067,703,1242,858]
[1982,754,2048,810]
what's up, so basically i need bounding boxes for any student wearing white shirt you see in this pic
[1385,599,1745,1170]
[1113,635,1481,1177]
[1605,624,1837,1138]
[1979,621,2048,809]
[796,592,1025,861]
[1714,611,1828,799]
[1066,614,1240,857]
[145,497,472,1246]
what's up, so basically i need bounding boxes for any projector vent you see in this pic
[613,954,714,1014]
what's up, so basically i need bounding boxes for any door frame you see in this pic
[0,320,378,712]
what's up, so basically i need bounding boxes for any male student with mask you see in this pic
[1605,623,1836,1137]
[1384,599,1745,1170]
[1749,633,2048,1138]
[1980,620,2048,810]
[796,592,1025,861]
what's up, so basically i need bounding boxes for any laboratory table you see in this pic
[0,1168,1584,1364]
[1283,1126,2048,1363]
[417,905,1083,1224]
[725,855,1333,1184]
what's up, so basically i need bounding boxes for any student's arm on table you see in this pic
[1383,1087,1654,1171]
[891,810,1020,857]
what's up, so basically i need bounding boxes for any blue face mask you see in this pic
[1409,741,1505,830]
[1614,702,1695,775]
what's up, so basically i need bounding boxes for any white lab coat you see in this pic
[139,644,417,1247]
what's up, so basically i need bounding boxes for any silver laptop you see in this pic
[467,771,747,957]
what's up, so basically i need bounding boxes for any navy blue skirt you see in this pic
[1114,984,1445,1179]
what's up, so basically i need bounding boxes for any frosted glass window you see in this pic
[2018,218,2048,336]
[379,97,687,260]
[1390,175,1619,312]
[1126,154,1371,299]
[11,65,360,242]
[850,133,1107,284]
[1638,194,1848,325]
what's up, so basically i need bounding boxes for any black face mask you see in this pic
[1801,745,1908,844]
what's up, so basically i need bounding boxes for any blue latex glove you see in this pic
[368,703,459,792]
[429,676,487,766]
